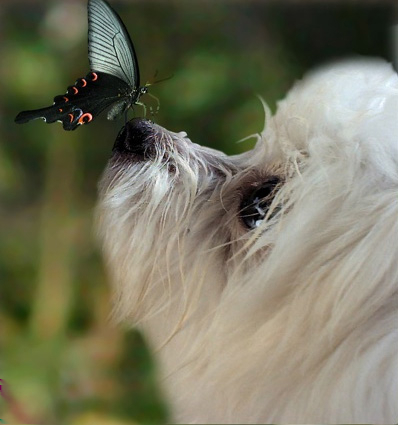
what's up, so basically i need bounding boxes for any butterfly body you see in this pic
[15,0,148,131]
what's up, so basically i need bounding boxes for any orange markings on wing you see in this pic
[78,112,93,125]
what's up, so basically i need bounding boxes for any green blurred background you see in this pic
[0,1,394,423]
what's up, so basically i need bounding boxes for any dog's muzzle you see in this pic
[110,117,237,178]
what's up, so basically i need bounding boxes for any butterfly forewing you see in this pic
[88,0,139,89]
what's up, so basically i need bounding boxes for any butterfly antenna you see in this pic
[153,74,174,85]
[144,73,174,88]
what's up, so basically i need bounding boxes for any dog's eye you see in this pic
[239,177,281,230]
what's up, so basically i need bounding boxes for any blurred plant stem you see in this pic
[29,128,80,340]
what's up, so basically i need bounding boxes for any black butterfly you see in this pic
[15,0,149,131]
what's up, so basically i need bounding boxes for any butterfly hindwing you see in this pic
[15,72,131,130]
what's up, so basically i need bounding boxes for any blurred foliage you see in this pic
[0,0,392,423]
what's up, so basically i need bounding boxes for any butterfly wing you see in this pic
[88,0,140,90]
[15,72,131,131]
[15,0,142,131]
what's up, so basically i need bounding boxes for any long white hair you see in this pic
[97,58,398,423]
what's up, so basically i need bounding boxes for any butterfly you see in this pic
[15,0,149,131]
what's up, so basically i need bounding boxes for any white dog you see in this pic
[97,58,398,424]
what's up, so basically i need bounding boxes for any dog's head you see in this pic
[97,110,288,330]
[98,57,397,325]
[97,59,398,422]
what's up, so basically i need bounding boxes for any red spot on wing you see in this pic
[68,113,74,123]
[63,96,69,102]
[78,112,93,125]
[81,79,87,87]
[91,72,98,81]
[72,87,78,95]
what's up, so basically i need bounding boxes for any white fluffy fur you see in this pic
[97,58,398,424]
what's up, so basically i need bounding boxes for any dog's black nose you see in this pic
[113,118,155,155]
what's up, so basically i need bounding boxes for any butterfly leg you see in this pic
[136,101,148,118]
[146,93,160,116]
